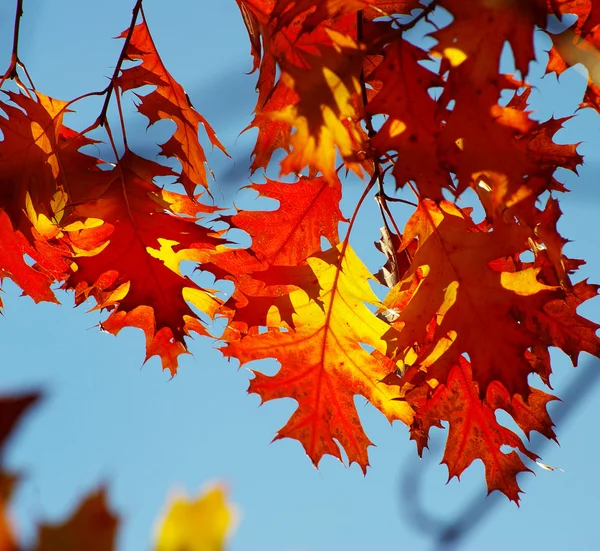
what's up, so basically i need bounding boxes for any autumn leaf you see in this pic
[367,38,450,199]
[1,0,600,505]
[155,485,235,551]
[272,0,372,30]
[523,278,600,368]
[65,152,223,374]
[245,80,297,173]
[276,30,366,181]
[0,91,98,302]
[118,20,227,197]
[236,1,360,176]
[406,358,548,504]
[0,393,41,551]
[0,210,58,306]
[0,91,68,233]
[224,244,413,471]
[383,200,556,398]
[34,489,117,551]
[233,176,343,267]
[209,175,343,331]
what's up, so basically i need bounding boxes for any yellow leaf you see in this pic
[276,29,365,182]
[224,244,414,471]
[155,485,236,551]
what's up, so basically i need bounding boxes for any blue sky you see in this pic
[1,1,600,550]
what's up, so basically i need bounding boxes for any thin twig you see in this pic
[375,187,404,238]
[1,0,25,88]
[379,191,417,207]
[358,10,412,239]
[96,0,144,127]
[366,0,441,52]
[398,0,439,33]
[357,10,377,140]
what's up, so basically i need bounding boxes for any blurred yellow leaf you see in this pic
[155,485,235,551]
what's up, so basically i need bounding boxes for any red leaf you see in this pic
[118,21,227,197]
[408,358,538,504]
[65,152,222,373]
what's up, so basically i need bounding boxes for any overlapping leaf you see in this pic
[0,91,88,303]
[210,175,343,331]
[0,0,599,506]
[224,245,413,470]
[275,29,366,181]
[382,200,557,397]
[65,152,223,374]
[367,39,450,199]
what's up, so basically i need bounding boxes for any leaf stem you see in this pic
[114,86,129,151]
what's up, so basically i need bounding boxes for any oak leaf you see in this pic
[65,152,222,374]
[276,29,366,181]
[367,39,450,199]
[118,21,227,197]
[0,211,57,306]
[383,200,556,398]
[0,91,111,302]
[223,244,413,471]
[0,91,68,233]
[211,176,343,331]
[407,358,545,503]
[272,0,372,30]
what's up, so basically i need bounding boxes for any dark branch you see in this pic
[1,0,25,87]
[96,0,144,127]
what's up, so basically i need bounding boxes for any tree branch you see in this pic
[1,0,25,87]
[96,0,144,127]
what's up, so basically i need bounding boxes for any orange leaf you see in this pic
[211,176,343,331]
[276,29,366,181]
[224,245,413,471]
[233,176,343,266]
[0,210,58,305]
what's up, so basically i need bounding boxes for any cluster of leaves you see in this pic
[1,0,600,503]
[0,393,236,550]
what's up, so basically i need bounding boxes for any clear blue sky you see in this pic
[1,1,600,550]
